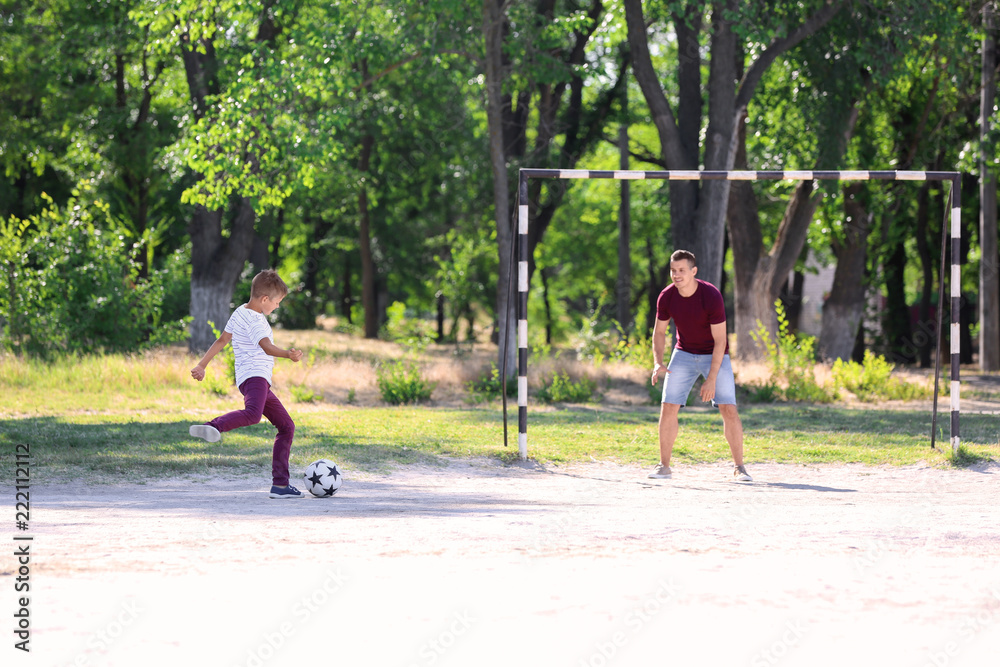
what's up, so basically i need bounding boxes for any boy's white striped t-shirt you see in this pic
[224,305,275,387]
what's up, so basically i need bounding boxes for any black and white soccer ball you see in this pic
[302,459,343,497]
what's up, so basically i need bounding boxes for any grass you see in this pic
[1,337,998,483]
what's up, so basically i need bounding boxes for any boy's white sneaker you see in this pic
[189,424,221,443]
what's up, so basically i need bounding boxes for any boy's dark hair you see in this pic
[670,249,697,266]
[251,269,289,300]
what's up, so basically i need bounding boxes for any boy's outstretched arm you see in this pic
[191,331,233,381]
[258,338,303,362]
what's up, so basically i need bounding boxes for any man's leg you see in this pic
[718,404,744,466]
[710,354,746,470]
[651,350,698,476]
[657,402,682,466]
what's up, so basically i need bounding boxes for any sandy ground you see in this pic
[4,458,999,667]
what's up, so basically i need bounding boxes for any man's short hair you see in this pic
[670,249,697,266]
[251,269,289,300]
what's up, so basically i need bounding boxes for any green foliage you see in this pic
[742,380,783,404]
[376,361,435,405]
[381,302,433,352]
[434,227,496,340]
[0,0,986,374]
[611,332,654,369]
[537,371,598,404]
[949,444,994,468]
[751,301,835,403]
[0,194,188,359]
[831,350,931,402]
[466,363,517,403]
[289,384,321,403]
[648,375,664,405]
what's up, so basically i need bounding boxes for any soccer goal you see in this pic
[507,168,963,460]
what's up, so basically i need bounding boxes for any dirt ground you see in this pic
[8,458,1000,667]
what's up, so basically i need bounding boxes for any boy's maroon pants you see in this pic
[208,377,295,486]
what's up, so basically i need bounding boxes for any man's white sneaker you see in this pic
[647,464,673,479]
[733,465,753,482]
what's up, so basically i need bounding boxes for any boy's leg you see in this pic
[207,377,269,433]
[262,389,295,487]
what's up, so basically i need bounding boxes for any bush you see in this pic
[381,301,432,352]
[832,350,931,401]
[466,363,517,403]
[0,193,188,358]
[537,371,598,403]
[289,384,321,403]
[612,334,654,369]
[376,360,435,404]
[751,300,835,403]
[742,380,782,403]
[648,375,663,405]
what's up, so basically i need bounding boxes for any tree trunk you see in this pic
[819,184,870,361]
[962,172,976,365]
[781,269,805,333]
[645,237,660,337]
[483,0,516,375]
[269,207,284,268]
[358,131,378,339]
[915,181,935,368]
[188,199,256,352]
[616,82,632,335]
[981,1,999,370]
[728,125,820,360]
[882,210,914,364]
[541,267,553,345]
[436,292,445,343]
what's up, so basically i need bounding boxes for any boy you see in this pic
[189,269,306,498]
[649,250,752,483]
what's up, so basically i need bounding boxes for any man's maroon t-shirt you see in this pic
[656,279,729,355]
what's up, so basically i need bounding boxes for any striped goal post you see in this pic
[512,168,963,460]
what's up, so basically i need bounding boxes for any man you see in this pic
[649,250,752,482]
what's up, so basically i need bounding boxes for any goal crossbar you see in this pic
[512,168,963,460]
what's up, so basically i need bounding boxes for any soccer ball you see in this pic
[302,459,343,497]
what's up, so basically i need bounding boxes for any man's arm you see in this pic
[651,317,671,385]
[191,331,233,381]
[258,338,303,362]
[699,321,728,401]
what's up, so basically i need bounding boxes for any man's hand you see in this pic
[700,376,717,402]
[288,348,303,362]
[191,366,206,382]
[651,363,668,386]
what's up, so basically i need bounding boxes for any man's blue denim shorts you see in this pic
[661,349,737,406]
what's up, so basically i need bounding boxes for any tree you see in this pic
[623,0,843,290]
[980,1,999,370]
[483,0,626,374]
